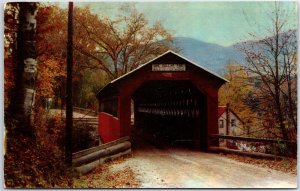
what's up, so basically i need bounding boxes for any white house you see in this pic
[218,106,244,136]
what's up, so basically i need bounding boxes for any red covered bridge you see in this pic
[96,50,228,150]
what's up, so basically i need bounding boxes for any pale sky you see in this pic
[59,1,298,46]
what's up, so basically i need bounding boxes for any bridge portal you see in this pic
[96,50,228,150]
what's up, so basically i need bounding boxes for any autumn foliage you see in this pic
[4,2,176,188]
[4,129,72,188]
[4,3,18,108]
[218,63,259,136]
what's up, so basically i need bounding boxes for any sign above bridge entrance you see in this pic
[152,63,186,71]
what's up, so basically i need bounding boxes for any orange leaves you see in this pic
[4,3,18,108]
[72,5,174,78]
[35,58,65,100]
[4,129,73,188]
[36,6,67,58]
[4,54,14,107]
[104,167,139,188]
[74,156,141,188]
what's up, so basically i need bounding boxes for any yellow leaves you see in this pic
[72,4,173,78]
[219,63,257,126]
[36,58,65,99]
[219,63,248,105]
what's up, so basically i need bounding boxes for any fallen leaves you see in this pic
[223,154,297,175]
[74,156,141,188]
[4,131,73,188]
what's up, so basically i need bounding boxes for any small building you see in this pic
[96,50,228,150]
[218,106,244,136]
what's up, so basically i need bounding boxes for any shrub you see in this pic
[72,123,98,152]
[265,142,295,157]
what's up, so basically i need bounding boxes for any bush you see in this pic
[265,142,295,157]
[72,123,99,152]
[33,107,65,153]
[226,140,238,150]
[4,116,73,188]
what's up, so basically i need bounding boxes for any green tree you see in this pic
[74,69,107,108]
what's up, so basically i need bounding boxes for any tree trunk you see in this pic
[274,7,287,141]
[65,2,73,166]
[274,89,288,140]
[287,72,297,130]
[113,57,118,78]
[9,2,38,133]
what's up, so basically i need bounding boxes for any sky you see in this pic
[58,1,298,47]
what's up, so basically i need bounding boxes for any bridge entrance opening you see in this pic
[132,80,207,150]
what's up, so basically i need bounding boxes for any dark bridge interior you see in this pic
[132,80,207,150]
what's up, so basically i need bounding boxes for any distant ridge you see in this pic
[164,29,296,75]
[172,37,245,74]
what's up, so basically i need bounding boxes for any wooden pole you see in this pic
[65,2,73,166]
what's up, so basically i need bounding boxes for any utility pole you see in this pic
[65,2,73,166]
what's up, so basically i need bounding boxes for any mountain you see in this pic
[172,37,245,74]
[172,30,296,75]
[232,29,297,49]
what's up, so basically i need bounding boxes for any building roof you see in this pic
[218,106,244,124]
[218,106,227,118]
[97,50,229,98]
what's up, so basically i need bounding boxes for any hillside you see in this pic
[172,29,296,74]
[172,37,245,74]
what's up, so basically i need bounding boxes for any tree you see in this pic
[4,3,19,108]
[281,33,297,139]
[16,4,174,111]
[219,62,258,136]
[8,2,38,132]
[239,2,297,140]
[34,5,175,108]
[34,58,65,106]
[73,5,174,79]
[33,5,66,107]
[73,69,107,108]
[34,5,70,111]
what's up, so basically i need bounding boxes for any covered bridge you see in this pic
[96,50,228,150]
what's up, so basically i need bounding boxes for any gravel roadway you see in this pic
[49,109,96,118]
[111,139,297,188]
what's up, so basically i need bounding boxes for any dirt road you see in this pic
[110,141,297,188]
[49,109,96,118]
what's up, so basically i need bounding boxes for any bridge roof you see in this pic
[97,50,228,98]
